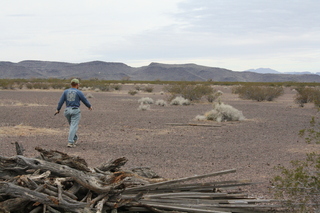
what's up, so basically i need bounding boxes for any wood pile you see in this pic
[0,143,282,213]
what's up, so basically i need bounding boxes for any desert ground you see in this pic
[0,85,319,199]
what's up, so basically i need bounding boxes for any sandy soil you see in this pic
[0,85,319,199]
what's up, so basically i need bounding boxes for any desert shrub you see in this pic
[26,83,33,89]
[134,85,141,91]
[207,90,223,103]
[111,84,122,91]
[138,97,154,104]
[128,90,138,96]
[51,82,66,89]
[200,101,245,122]
[138,103,150,111]
[94,84,111,92]
[0,82,14,90]
[271,117,320,212]
[164,83,215,101]
[170,96,190,106]
[155,99,167,106]
[143,85,154,93]
[233,85,284,101]
[86,93,94,98]
[294,86,320,107]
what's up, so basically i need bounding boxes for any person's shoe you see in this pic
[67,143,76,148]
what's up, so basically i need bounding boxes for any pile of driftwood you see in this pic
[0,143,282,213]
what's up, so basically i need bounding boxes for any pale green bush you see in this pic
[198,101,245,122]
[170,96,190,106]
[138,103,150,111]
[272,117,320,212]
[138,97,154,104]
[155,99,167,106]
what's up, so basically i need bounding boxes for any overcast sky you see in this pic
[1,0,320,72]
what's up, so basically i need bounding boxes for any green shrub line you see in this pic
[294,86,320,107]
[232,85,284,101]
[1,78,320,90]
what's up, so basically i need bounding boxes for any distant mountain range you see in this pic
[247,68,320,75]
[1,60,320,82]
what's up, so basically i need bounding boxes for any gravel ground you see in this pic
[0,85,318,199]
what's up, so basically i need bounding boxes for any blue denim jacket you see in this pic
[57,88,91,111]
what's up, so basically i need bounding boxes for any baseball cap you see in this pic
[71,78,80,84]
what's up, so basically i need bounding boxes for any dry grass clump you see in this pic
[196,101,245,122]
[232,85,284,101]
[170,96,190,106]
[0,124,60,137]
[294,86,320,107]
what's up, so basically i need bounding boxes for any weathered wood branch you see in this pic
[0,182,87,212]
[0,145,284,213]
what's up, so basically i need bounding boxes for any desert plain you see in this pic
[0,85,319,199]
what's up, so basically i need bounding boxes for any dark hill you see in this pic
[1,60,320,82]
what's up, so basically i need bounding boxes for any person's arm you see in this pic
[78,91,92,110]
[56,92,66,114]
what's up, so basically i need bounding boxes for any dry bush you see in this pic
[196,101,245,122]
[233,85,284,101]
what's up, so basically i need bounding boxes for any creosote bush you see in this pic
[294,86,320,107]
[142,85,154,93]
[232,85,284,101]
[128,90,138,96]
[196,101,245,122]
[272,117,320,212]
[164,83,215,102]
[170,96,190,106]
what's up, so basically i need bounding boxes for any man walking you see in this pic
[55,79,93,148]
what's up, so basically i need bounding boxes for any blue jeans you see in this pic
[64,108,81,144]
